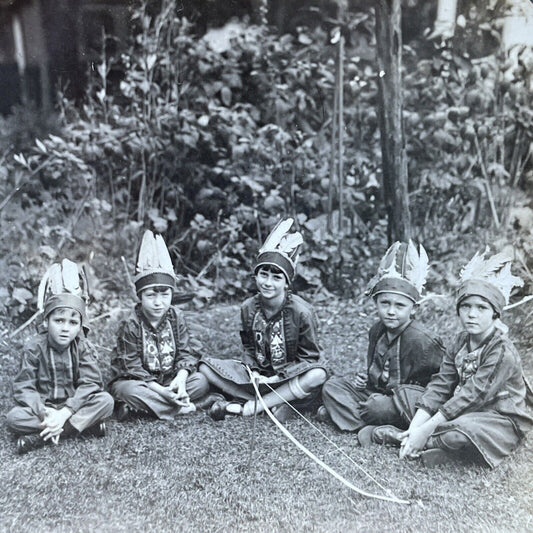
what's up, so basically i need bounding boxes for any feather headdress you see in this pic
[457,249,523,314]
[367,240,429,303]
[134,230,176,294]
[37,258,89,332]
[255,218,303,282]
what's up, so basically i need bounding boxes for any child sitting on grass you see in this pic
[319,241,445,442]
[199,218,327,422]
[397,250,533,467]
[109,230,210,420]
[6,259,114,454]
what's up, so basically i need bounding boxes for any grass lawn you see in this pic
[1,298,532,533]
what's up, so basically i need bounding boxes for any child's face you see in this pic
[256,267,287,301]
[458,295,496,339]
[141,287,172,324]
[47,308,82,350]
[375,293,415,332]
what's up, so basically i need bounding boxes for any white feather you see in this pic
[136,230,156,273]
[405,241,429,292]
[460,250,487,281]
[481,252,512,277]
[495,263,524,303]
[460,249,523,304]
[377,241,402,279]
[278,232,303,258]
[258,218,294,254]
[155,234,174,271]
[37,270,51,312]
[61,259,81,295]
[47,264,63,295]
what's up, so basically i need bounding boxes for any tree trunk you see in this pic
[375,0,411,243]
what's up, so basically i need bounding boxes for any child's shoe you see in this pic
[17,434,45,455]
[194,393,225,411]
[208,400,229,420]
[316,405,331,423]
[420,448,456,467]
[271,404,296,423]
[116,403,131,421]
[82,422,107,438]
[372,425,403,445]
[358,425,403,447]
[357,425,378,447]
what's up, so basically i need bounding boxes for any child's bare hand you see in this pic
[165,389,190,407]
[40,410,67,441]
[175,385,190,406]
[399,426,430,460]
[40,426,64,441]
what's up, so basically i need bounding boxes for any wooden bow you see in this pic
[246,366,410,505]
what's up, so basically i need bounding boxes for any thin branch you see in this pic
[9,311,41,338]
[0,155,54,213]
[504,295,533,311]
[474,133,500,228]
[121,255,137,297]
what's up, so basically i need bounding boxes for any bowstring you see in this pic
[248,370,409,505]
[261,380,396,498]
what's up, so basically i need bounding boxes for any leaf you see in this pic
[298,33,312,45]
[35,139,47,153]
[147,209,169,233]
[12,287,33,304]
[198,115,210,127]
[220,86,232,106]
[13,153,28,168]
[146,54,157,71]
[97,63,107,81]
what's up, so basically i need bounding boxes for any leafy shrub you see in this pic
[2,0,532,324]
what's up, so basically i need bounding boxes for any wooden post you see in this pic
[337,35,345,233]
[375,0,411,242]
[327,40,339,233]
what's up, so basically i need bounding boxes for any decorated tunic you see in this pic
[110,305,199,386]
[12,332,105,418]
[239,293,324,379]
[365,319,445,393]
[416,329,533,435]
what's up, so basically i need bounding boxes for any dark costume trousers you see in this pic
[111,371,209,420]
[322,376,423,432]
[6,391,114,435]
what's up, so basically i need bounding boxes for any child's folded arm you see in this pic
[415,350,459,415]
[439,343,516,421]
[239,307,261,370]
[296,309,322,363]
[12,345,46,417]
[403,335,447,386]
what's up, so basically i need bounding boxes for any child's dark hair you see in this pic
[256,264,284,275]
[142,285,173,294]
[456,295,500,319]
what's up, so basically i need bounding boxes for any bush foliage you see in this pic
[0,0,531,322]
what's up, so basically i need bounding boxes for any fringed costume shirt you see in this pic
[110,305,199,385]
[416,329,533,435]
[239,293,324,379]
[366,320,445,393]
[12,333,105,417]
